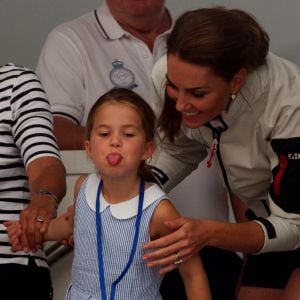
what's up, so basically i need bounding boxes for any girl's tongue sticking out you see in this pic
[107,153,122,166]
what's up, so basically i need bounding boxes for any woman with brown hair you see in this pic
[143,7,300,300]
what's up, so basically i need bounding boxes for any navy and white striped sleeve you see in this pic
[10,68,60,167]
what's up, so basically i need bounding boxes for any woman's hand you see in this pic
[143,217,209,274]
[143,215,265,274]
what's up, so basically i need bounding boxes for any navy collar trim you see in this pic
[94,9,110,40]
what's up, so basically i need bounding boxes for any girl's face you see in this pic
[166,54,243,128]
[85,102,154,179]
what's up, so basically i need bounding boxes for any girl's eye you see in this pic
[98,132,110,137]
[123,132,135,137]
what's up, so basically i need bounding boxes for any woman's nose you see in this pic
[175,92,190,112]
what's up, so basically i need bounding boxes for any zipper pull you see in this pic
[207,138,218,168]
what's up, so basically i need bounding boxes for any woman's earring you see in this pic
[223,92,237,114]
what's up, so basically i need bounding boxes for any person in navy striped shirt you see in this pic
[0,63,66,299]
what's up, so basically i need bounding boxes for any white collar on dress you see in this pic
[85,173,167,219]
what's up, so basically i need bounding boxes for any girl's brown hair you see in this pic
[86,88,157,182]
[159,7,270,141]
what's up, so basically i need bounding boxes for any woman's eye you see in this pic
[166,80,174,87]
[191,91,206,98]
[166,81,176,90]
[166,85,178,99]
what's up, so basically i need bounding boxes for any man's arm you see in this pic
[5,204,74,251]
[54,116,85,150]
[36,29,86,150]
[19,156,66,252]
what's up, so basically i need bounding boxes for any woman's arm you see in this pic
[144,215,264,274]
[229,192,249,223]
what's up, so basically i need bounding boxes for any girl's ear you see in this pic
[84,140,92,157]
[142,140,156,161]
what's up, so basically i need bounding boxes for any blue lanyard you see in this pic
[96,179,145,300]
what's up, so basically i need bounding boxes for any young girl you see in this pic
[5,88,210,300]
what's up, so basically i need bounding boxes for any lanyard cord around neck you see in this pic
[96,179,145,300]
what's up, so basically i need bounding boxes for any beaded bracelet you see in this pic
[34,189,59,209]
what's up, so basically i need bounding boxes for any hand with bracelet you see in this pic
[19,190,58,252]
[18,157,66,253]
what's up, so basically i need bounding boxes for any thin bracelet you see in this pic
[34,189,59,209]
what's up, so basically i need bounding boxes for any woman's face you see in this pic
[166,54,235,128]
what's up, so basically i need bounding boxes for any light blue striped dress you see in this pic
[65,173,166,300]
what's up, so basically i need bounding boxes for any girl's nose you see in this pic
[110,134,121,147]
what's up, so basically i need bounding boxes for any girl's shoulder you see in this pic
[74,174,89,198]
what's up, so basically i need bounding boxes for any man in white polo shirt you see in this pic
[36,0,172,150]
[36,1,242,299]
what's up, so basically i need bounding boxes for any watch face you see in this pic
[109,59,138,89]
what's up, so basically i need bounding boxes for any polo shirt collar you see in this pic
[95,1,124,40]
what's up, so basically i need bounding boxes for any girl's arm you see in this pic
[5,204,74,250]
[44,204,74,241]
[45,174,86,242]
[48,174,86,243]
[5,175,87,250]
[150,199,211,300]
[178,254,211,300]
[61,174,87,247]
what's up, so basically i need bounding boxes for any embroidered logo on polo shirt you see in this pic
[109,59,138,89]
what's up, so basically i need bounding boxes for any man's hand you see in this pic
[19,195,57,252]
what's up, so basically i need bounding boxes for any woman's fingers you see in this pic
[159,253,194,274]
[143,217,203,270]
[144,217,187,251]
[145,241,193,267]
